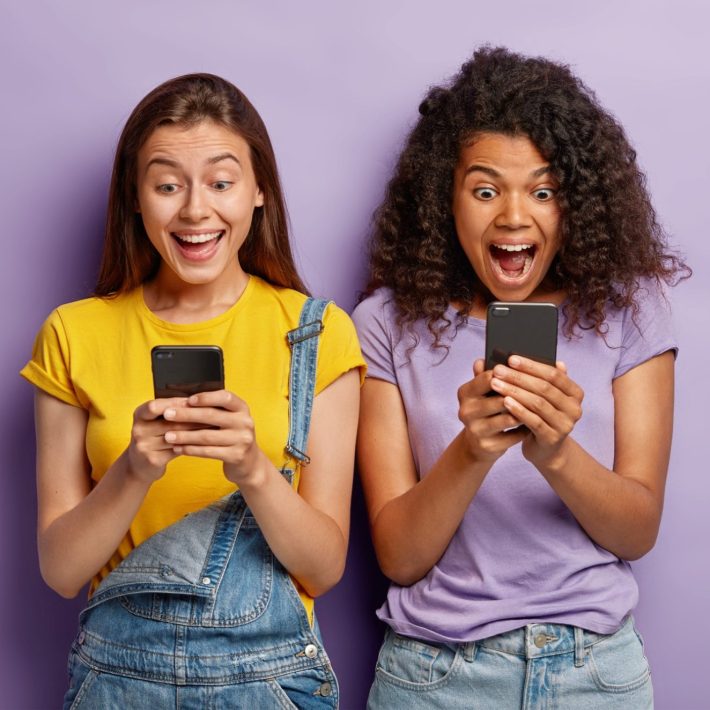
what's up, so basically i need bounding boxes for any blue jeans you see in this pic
[367,616,652,709]
[64,298,339,709]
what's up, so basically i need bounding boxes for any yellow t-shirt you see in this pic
[21,276,365,621]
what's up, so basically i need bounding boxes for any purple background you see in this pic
[1,2,708,708]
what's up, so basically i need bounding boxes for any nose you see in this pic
[494,193,531,230]
[179,186,211,222]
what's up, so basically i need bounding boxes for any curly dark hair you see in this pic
[365,46,689,343]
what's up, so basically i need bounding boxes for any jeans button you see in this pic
[77,631,86,645]
[304,644,318,659]
[534,632,547,648]
[319,681,332,697]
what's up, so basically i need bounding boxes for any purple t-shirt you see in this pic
[351,282,677,643]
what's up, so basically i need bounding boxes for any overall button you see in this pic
[77,631,86,645]
[304,644,318,659]
[202,577,211,585]
[534,632,547,648]
[318,682,332,697]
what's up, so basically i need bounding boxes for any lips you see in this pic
[170,230,224,261]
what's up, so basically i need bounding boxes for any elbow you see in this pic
[377,553,425,587]
[300,567,345,599]
[299,550,347,599]
[614,523,660,562]
[618,535,658,562]
[39,558,83,599]
[41,570,82,599]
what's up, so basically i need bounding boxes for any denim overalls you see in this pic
[64,298,340,709]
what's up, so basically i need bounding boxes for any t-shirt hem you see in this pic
[613,343,678,379]
[377,611,631,644]
[20,362,81,407]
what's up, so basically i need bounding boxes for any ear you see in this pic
[255,186,264,208]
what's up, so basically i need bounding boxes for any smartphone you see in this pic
[151,345,224,399]
[485,302,558,370]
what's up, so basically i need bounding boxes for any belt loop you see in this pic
[461,641,477,663]
[574,626,585,668]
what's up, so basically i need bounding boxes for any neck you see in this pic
[143,262,250,323]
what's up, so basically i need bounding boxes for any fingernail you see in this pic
[188,395,198,405]
[164,408,176,419]
[491,377,503,389]
[165,432,176,443]
[509,356,521,367]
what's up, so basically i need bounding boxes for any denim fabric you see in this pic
[64,298,339,709]
[367,616,653,710]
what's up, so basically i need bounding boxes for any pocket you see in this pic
[375,630,459,689]
[121,515,274,626]
[587,619,651,693]
[63,653,99,710]
[267,665,339,709]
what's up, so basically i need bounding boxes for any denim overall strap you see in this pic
[284,297,331,465]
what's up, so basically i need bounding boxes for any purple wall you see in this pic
[2,2,708,708]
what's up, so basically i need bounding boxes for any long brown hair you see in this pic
[95,73,308,296]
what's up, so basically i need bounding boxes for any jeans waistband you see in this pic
[463,616,627,662]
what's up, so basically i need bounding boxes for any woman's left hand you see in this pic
[489,356,584,470]
[162,390,265,486]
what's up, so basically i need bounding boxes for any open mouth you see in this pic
[170,231,224,260]
[489,243,536,280]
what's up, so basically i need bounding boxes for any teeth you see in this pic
[174,231,222,244]
[493,243,533,252]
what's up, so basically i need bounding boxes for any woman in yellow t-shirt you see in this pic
[22,74,363,708]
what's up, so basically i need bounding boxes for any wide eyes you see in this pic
[473,187,497,200]
[472,186,557,202]
[532,187,556,201]
[211,181,233,191]
[155,180,233,194]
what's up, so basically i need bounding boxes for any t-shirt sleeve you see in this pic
[20,308,82,407]
[314,303,367,395]
[614,280,678,379]
[350,292,397,385]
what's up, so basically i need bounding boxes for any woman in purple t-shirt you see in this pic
[352,47,689,709]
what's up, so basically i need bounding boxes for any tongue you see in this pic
[179,240,209,251]
[497,250,528,273]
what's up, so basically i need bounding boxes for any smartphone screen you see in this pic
[151,345,224,399]
[485,302,558,370]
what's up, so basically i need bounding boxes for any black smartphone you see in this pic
[485,302,558,370]
[151,345,224,399]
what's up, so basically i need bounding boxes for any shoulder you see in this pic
[351,288,398,335]
[53,291,137,330]
[609,278,678,378]
[249,276,356,336]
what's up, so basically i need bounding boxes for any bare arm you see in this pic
[358,364,527,586]
[491,351,674,559]
[35,390,189,598]
[164,368,360,597]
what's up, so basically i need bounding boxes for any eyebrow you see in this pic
[144,153,241,172]
[463,164,552,179]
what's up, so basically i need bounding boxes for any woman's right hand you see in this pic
[127,397,194,483]
[457,358,528,463]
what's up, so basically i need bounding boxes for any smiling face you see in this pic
[452,133,562,310]
[136,120,264,292]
